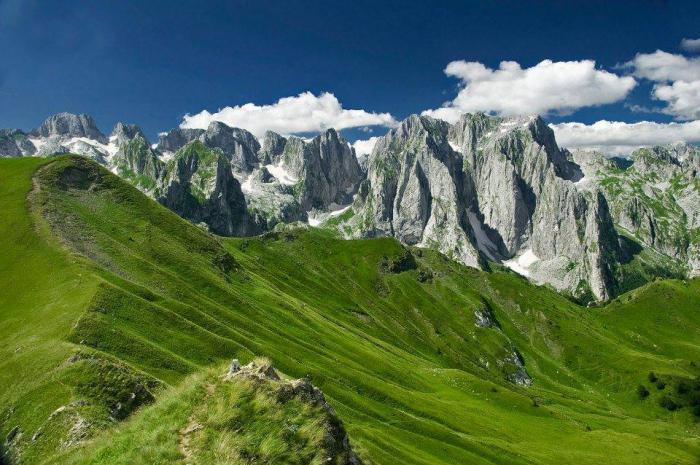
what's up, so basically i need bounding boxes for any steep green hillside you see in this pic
[1,156,699,464]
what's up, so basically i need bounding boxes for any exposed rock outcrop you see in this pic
[573,143,700,276]
[156,128,205,154]
[261,129,364,210]
[111,122,146,146]
[344,113,619,300]
[112,135,165,194]
[225,359,362,465]
[158,141,254,236]
[199,122,260,173]
[0,129,35,156]
[31,113,106,143]
[350,115,485,268]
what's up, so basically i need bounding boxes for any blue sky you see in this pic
[0,0,699,153]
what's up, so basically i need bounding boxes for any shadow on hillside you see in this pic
[618,234,643,265]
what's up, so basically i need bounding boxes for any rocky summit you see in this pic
[2,111,699,303]
[346,114,620,301]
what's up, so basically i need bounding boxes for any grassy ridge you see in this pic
[1,156,699,464]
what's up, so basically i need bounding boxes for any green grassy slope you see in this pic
[50,360,361,465]
[1,156,699,464]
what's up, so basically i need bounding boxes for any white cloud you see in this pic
[625,50,700,82]
[653,80,700,120]
[180,92,397,138]
[625,50,700,120]
[681,38,700,53]
[551,119,700,155]
[351,137,379,156]
[422,59,636,122]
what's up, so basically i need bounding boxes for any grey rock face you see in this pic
[227,358,241,376]
[574,143,700,276]
[245,189,307,231]
[300,129,364,210]
[222,128,362,231]
[199,121,260,173]
[0,129,35,157]
[258,130,287,165]
[66,140,108,164]
[450,114,617,301]
[451,114,583,253]
[156,128,205,154]
[112,135,165,194]
[474,304,497,328]
[36,138,70,157]
[357,153,369,174]
[158,141,254,236]
[111,122,146,146]
[502,349,532,386]
[350,115,484,268]
[343,113,619,300]
[257,129,364,210]
[32,113,106,143]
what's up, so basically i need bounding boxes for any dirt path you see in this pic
[177,383,216,462]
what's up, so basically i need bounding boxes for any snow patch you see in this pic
[160,150,175,162]
[329,204,351,217]
[307,203,351,228]
[503,249,540,277]
[448,141,463,153]
[240,173,257,194]
[265,163,298,185]
[573,175,593,190]
[68,137,117,159]
[498,115,535,134]
[28,137,47,151]
[466,210,498,260]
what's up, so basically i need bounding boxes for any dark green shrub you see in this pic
[648,372,658,383]
[656,380,666,390]
[417,268,433,283]
[380,249,417,273]
[636,385,650,399]
[692,404,700,417]
[658,396,679,411]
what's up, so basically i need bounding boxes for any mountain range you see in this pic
[2,111,698,303]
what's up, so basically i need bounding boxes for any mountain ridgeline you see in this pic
[2,111,698,302]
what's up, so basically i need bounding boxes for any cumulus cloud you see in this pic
[653,80,700,120]
[625,50,700,120]
[551,119,700,155]
[681,38,700,53]
[625,50,700,82]
[351,137,379,156]
[422,59,636,122]
[180,92,397,138]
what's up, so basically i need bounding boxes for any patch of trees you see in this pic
[637,371,700,417]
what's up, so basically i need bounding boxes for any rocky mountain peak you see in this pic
[156,127,205,154]
[111,122,147,146]
[32,112,106,143]
[258,131,287,164]
[112,134,164,194]
[159,140,253,236]
[343,112,620,300]
[0,129,35,157]
[200,121,260,172]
